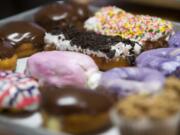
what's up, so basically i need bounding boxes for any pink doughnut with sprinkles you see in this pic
[0,71,40,112]
[85,6,174,50]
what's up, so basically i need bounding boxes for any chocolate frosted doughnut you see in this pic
[0,38,17,70]
[34,1,91,31]
[41,86,113,134]
[168,32,180,48]
[99,68,165,97]
[0,21,45,58]
[136,48,180,78]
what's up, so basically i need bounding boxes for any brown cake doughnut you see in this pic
[41,86,113,135]
[0,38,17,70]
[0,21,45,58]
[34,1,91,31]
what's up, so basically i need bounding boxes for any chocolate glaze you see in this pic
[34,1,91,31]
[50,27,141,62]
[0,110,37,118]
[41,86,113,116]
[0,38,15,59]
[0,21,45,50]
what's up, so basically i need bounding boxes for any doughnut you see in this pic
[44,27,142,70]
[136,48,180,78]
[168,31,180,48]
[0,71,40,112]
[0,21,45,58]
[25,51,98,88]
[41,86,113,135]
[0,71,42,127]
[111,77,180,135]
[34,1,91,31]
[0,38,17,70]
[96,67,165,98]
[85,6,173,50]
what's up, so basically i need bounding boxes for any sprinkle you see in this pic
[85,6,173,44]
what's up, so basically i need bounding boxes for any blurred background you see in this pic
[0,0,180,21]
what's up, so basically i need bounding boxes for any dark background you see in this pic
[0,0,180,21]
[0,0,58,19]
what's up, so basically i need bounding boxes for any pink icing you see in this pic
[25,51,98,88]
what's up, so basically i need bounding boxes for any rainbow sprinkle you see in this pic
[85,6,173,44]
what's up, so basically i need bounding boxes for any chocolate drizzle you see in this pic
[0,38,15,59]
[41,86,113,116]
[34,1,91,31]
[50,27,141,60]
[0,21,45,50]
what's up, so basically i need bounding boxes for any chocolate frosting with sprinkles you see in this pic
[46,27,142,61]
[0,38,15,59]
[41,86,113,116]
[0,21,45,50]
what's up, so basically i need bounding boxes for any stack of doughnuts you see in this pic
[0,1,179,135]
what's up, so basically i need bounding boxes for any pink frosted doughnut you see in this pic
[25,51,99,88]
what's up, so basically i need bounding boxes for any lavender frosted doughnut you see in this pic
[99,68,165,97]
[136,48,180,78]
[168,32,180,48]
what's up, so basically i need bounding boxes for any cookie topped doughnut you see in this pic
[45,27,142,70]
[0,21,45,58]
[85,6,173,50]
[0,71,40,112]
[34,1,91,31]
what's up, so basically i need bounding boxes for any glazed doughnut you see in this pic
[168,31,180,48]
[85,6,173,50]
[136,48,180,78]
[0,38,17,70]
[96,67,165,98]
[0,71,42,127]
[0,21,45,58]
[34,1,91,31]
[44,27,142,70]
[41,86,113,135]
[25,51,98,88]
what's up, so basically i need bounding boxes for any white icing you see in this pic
[84,17,100,32]
[52,13,68,21]
[7,32,31,43]
[87,71,102,89]
[44,33,142,60]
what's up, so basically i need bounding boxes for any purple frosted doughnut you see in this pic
[136,48,180,78]
[99,67,165,97]
[168,32,180,48]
